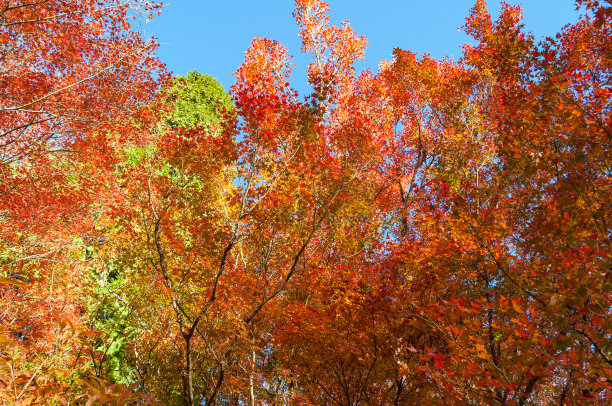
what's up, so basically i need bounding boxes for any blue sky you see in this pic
[145,1,579,94]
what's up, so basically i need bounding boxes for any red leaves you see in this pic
[0,0,167,401]
[2,0,610,404]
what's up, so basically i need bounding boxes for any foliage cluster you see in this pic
[0,0,610,405]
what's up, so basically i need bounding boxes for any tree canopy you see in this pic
[0,0,610,405]
[166,71,234,129]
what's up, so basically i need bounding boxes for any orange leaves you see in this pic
[82,378,157,406]
[234,38,294,95]
[391,2,611,402]
[463,0,493,42]
[475,342,488,358]
[232,38,306,148]
[294,0,367,104]
[294,0,332,55]
[0,0,167,402]
[2,0,610,404]
[510,299,525,314]
[0,276,28,288]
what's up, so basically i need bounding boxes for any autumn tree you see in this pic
[85,0,612,404]
[239,1,611,405]
[94,1,384,403]
[0,0,166,403]
[1,0,610,405]
[354,1,611,404]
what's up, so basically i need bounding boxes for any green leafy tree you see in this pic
[166,71,234,129]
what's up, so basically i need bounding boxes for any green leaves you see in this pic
[166,71,234,129]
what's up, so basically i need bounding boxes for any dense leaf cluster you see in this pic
[0,0,610,405]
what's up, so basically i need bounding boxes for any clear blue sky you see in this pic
[145,1,579,94]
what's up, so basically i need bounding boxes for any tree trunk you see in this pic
[182,332,194,406]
